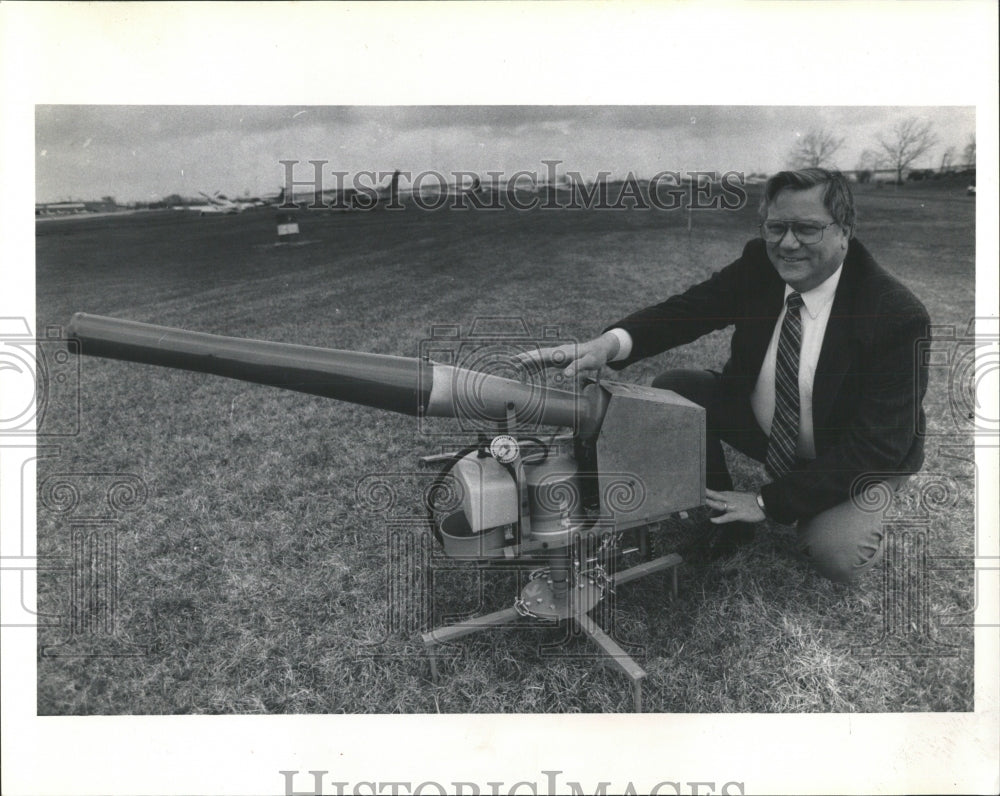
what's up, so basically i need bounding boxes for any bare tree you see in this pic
[939,146,955,174]
[963,134,976,169]
[854,149,883,183]
[856,149,883,170]
[877,117,938,185]
[789,129,845,168]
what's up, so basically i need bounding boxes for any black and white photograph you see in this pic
[3,3,998,795]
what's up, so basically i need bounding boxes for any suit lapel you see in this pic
[737,252,785,380]
[813,246,862,427]
[744,256,786,378]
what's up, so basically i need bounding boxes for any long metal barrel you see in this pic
[67,313,604,429]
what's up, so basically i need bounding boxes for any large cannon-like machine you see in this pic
[67,313,706,710]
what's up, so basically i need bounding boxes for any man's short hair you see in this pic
[759,168,857,239]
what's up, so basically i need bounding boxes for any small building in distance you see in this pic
[35,201,87,216]
[36,197,122,216]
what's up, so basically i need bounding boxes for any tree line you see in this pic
[788,118,976,185]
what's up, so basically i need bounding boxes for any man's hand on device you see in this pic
[516,332,621,380]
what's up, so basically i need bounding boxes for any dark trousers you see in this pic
[651,369,900,586]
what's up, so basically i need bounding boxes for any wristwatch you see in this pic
[755,491,768,518]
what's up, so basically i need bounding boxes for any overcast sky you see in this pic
[35,105,975,204]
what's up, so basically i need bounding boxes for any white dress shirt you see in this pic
[608,263,843,460]
[750,266,842,459]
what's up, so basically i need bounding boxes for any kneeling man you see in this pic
[526,169,930,586]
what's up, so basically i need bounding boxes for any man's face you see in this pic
[764,184,849,293]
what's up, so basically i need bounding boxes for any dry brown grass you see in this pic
[36,180,976,713]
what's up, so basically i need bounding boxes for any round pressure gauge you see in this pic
[489,434,520,464]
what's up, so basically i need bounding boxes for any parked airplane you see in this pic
[173,188,287,215]
[171,192,244,215]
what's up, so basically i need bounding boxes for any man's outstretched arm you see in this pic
[515,330,624,380]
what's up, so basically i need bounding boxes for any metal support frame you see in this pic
[421,549,682,711]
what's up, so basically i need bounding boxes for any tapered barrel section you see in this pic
[67,313,602,429]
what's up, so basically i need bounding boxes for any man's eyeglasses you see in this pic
[760,221,837,245]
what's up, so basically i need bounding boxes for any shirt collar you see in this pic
[784,263,843,320]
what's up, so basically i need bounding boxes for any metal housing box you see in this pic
[452,453,518,532]
[595,381,705,529]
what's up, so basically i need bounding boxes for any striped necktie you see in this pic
[766,291,804,478]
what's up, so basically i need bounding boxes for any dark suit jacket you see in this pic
[607,237,931,524]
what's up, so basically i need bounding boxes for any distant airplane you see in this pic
[177,191,244,215]
[175,188,286,215]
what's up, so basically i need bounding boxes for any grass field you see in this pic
[35,178,977,714]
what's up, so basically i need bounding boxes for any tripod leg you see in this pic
[577,614,647,712]
[426,645,440,684]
